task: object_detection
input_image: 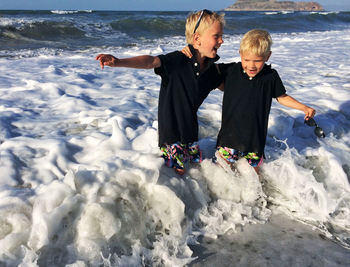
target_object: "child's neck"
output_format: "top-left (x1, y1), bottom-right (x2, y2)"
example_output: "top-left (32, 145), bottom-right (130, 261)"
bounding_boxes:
top-left (193, 49), bottom-right (206, 71)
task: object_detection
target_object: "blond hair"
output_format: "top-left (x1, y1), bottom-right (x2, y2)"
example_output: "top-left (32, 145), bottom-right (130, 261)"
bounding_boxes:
top-left (240, 29), bottom-right (272, 59)
top-left (185, 10), bottom-right (225, 45)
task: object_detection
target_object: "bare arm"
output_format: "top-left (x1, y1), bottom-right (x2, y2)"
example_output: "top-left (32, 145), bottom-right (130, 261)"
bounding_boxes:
top-left (217, 82), bottom-right (224, 91)
top-left (96, 54), bottom-right (161, 70)
top-left (214, 64), bottom-right (224, 91)
top-left (276, 94), bottom-right (316, 119)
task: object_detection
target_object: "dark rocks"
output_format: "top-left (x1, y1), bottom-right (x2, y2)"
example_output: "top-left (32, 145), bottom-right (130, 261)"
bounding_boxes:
top-left (224, 0), bottom-right (324, 11)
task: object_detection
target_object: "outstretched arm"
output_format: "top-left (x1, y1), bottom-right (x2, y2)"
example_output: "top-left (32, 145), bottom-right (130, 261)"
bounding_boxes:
top-left (96, 54), bottom-right (161, 70)
top-left (276, 94), bottom-right (316, 119)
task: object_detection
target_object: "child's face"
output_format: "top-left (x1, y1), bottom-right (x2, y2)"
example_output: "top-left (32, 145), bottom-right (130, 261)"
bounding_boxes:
top-left (240, 51), bottom-right (270, 78)
top-left (196, 21), bottom-right (223, 58)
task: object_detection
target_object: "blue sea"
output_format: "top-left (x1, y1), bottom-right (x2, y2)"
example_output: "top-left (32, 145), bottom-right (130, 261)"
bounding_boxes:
top-left (1, 10), bottom-right (350, 54)
top-left (0, 10), bottom-right (350, 267)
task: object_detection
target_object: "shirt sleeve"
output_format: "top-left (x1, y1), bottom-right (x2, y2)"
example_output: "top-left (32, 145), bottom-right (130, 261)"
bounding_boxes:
top-left (217, 62), bottom-right (237, 82)
top-left (272, 70), bottom-right (286, 98)
top-left (154, 54), bottom-right (165, 76)
top-left (154, 51), bottom-right (182, 77)
top-left (217, 63), bottom-right (227, 79)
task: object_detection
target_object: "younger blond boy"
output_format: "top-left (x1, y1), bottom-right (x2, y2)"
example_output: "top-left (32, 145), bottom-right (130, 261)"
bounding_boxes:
top-left (215, 29), bottom-right (315, 172)
top-left (96, 10), bottom-right (225, 174)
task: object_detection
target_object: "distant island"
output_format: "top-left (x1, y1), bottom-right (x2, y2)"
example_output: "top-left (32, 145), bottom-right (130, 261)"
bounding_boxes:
top-left (224, 0), bottom-right (324, 11)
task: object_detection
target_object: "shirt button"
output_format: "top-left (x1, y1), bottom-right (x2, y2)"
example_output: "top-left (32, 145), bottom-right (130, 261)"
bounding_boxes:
top-left (194, 62), bottom-right (198, 66)
top-left (196, 72), bottom-right (200, 76)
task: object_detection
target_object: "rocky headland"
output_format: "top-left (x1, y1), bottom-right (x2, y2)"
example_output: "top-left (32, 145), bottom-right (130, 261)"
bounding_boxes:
top-left (224, 0), bottom-right (324, 11)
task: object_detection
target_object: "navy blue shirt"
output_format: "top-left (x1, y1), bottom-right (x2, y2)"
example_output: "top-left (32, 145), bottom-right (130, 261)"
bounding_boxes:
top-left (217, 63), bottom-right (286, 156)
top-left (154, 46), bottom-right (222, 146)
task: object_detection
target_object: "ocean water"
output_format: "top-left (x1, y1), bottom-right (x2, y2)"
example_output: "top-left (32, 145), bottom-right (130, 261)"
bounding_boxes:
top-left (0, 10), bottom-right (350, 266)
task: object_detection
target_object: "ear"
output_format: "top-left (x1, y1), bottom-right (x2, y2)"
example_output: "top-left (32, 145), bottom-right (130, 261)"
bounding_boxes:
top-left (239, 51), bottom-right (244, 61)
top-left (193, 32), bottom-right (201, 46)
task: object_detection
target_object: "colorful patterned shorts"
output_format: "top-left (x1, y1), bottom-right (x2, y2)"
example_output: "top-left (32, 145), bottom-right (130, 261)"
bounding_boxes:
top-left (160, 142), bottom-right (202, 174)
top-left (215, 146), bottom-right (263, 167)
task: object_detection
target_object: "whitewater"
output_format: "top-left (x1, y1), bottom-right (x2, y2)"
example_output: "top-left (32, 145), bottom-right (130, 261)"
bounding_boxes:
top-left (0, 10), bottom-right (350, 266)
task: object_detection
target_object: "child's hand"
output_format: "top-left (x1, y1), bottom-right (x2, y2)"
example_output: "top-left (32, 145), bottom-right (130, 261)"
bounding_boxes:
top-left (303, 106), bottom-right (316, 120)
top-left (96, 54), bottom-right (119, 69)
top-left (181, 46), bottom-right (193, 58)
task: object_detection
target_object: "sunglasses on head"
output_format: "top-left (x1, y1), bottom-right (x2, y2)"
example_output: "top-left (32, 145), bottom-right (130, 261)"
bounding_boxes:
top-left (304, 117), bottom-right (325, 138)
top-left (193, 9), bottom-right (213, 34)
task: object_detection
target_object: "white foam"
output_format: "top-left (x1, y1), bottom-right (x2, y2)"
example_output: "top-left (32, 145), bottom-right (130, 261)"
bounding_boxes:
top-left (0, 28), bottom-right (350, 264)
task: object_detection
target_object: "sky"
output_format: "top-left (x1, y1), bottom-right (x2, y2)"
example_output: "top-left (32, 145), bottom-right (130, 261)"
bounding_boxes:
top-left (0, 0), bottom-right (349, 11)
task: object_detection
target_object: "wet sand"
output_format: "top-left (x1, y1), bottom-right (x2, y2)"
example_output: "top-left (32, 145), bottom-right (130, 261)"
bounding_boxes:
top-left (189, 213), bottom-right (350, 266)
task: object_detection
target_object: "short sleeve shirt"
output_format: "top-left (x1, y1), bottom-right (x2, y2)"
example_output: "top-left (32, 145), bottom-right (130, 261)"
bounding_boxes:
top-left (154, 47), bottom-right (222, 146)
top-left (217, 62), bottom-right (286, 156)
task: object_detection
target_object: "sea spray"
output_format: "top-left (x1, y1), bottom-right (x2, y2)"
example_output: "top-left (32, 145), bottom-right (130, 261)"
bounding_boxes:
top-left (187, 160), bottom-right (271, 238)
top-left (0, 188), bottom-right (32, 263)
top-left (262, 139), bottom-right (350, 248)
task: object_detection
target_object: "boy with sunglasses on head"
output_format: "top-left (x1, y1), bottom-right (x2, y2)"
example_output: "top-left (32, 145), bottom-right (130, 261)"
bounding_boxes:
top-left (215, 29), bottom-right (316, 173)
top-left (181, 29), bottom-right (316, 173)
top-left (96, 10), bottom-right (224, 175)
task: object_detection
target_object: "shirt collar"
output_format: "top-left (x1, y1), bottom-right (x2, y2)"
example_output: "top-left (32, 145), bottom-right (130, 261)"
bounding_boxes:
top-left (240, 63), bottom-right (271, 80)
top-left (188, 44), bottom-right (220, 66)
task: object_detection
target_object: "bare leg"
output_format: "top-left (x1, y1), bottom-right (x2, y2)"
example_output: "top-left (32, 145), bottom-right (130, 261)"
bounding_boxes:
top-left (254, 166), bottom-right (260, 174)
top-left (254, 166), bottom-right (265, 182)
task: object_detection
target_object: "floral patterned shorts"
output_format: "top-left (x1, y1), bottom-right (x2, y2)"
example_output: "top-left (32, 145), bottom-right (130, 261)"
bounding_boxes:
top-left (215, 146), bottom-right (263, 167)
top-left (160, 142), bottom-right (202, 174)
